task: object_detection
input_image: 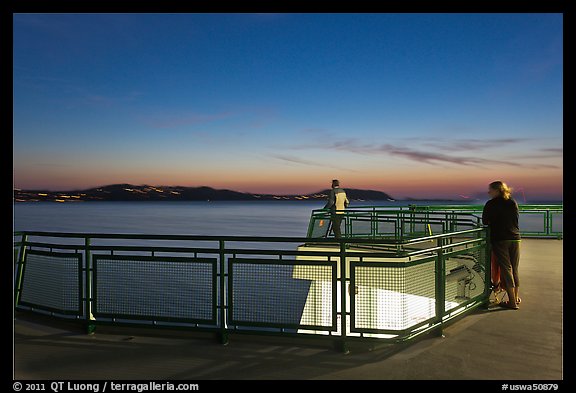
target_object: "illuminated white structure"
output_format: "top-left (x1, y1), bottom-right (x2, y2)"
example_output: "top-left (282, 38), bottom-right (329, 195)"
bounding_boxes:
top-left (293, 243), bottom-right (480, 338)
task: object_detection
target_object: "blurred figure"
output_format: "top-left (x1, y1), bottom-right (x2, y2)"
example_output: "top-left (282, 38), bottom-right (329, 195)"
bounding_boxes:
top-left (482, 181), bottom-right (521, 309)
top-left (324, 179), bottom-right (349, 238)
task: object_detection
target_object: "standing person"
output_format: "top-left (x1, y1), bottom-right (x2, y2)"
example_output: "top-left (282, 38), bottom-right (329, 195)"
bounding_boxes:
top-left (482, 181), bottom-right (521, 309)
top-left (324, 179), bottom-right (349, 238)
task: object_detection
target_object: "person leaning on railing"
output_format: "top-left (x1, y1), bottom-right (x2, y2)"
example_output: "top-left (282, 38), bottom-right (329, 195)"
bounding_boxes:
top-left (482, 181), bottom-right (521, 310)
top-left (323, 179), bottom-right (350, 238)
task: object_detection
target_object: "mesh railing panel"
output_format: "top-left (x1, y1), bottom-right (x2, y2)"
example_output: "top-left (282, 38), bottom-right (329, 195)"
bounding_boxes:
top-left (519, 212), bottom-right (546, 235)
top-left (349, 217), bottom-right (372, 237)
top-left (19, 250), bottom-right (81, 314)
top-left (376, 218), bottom-right (397, 237)
top-left (310, 217), bottom-right (330, 238)
top-left (402, 221), bottom-right (432, 238)
top-left (230, 259), bottom-right (335, 330)
top-left (94, 255), bottom-right (216, 323)
top-left (352, 259), bottom-right (436, 332)
top-left (550, 212), bottom-right (563, 234)
top-left (444, 246), bottom-right (487, 312)
top-left (427, 223), bottom-right (445, 235)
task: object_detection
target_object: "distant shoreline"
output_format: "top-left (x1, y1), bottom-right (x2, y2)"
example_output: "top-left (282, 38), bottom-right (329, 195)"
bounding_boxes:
top-left (14, 183), bottom-right (393, 203)
top-left (13, 183), bottom-right (562, 204)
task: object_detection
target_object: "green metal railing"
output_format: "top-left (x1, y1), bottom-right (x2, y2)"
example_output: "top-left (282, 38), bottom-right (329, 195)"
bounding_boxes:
top-left (307, 208), bottom-right (482, 240)
top-left (13, 214), bottom-right (490, 351)
top-left (308, 204), bottom-right (563, 239)
top-left (409, 204), bottom-right (562, 238)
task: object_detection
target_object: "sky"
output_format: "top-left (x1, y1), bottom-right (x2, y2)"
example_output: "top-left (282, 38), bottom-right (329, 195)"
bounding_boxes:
top-left (13, 13), bottom-right (563, 200)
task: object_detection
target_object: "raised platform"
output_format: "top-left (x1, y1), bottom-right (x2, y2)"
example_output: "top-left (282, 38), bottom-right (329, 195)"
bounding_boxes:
top-left (14, 238), bottom-right (562, 380)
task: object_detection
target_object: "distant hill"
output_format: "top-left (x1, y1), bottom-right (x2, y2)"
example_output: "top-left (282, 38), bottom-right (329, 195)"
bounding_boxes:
top-left (14, 184), bottom-right (395, 203)
top-left (323, 188), bottom-right (394, 201)
top-left (83, 184), bottom-right (255, 201)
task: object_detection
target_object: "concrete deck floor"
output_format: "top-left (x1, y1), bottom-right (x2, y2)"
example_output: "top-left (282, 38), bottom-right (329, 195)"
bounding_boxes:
top-left (14, 239), bottom-right (562, 380)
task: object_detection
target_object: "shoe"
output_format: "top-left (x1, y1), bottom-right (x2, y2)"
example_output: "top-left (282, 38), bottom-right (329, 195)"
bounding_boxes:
top-left (499, 301), bottom-right (519, 310)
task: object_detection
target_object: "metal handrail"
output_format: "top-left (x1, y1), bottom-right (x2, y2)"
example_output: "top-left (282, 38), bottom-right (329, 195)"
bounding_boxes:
top-left (15, 226), bottom-right (485, 245)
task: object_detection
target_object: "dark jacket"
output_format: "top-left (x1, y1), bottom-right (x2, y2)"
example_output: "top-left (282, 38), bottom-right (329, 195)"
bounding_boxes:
top-left (482, 197), bottom-right (521, 242)
top-left (324, 187), bottom-right (349, 213)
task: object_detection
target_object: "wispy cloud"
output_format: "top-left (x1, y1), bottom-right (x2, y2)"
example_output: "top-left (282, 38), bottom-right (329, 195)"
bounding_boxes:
top-left (271, 154), bottom-right (359, 172)
top-left (328, 142), bottom-right (513, 167)
top-left (293, 137), bottom-right (558, 170)
top-left (423, 138), bottom-right (524, 152)
top-left (511, 147), bottom-right (563, 160)
top-left (538, 147), bottom-right (563, 154)
top-left (295, 132), bottom-right (526, 154)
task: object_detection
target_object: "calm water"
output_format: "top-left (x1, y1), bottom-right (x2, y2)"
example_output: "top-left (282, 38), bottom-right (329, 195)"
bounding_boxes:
top-left (13, 200), bottom-right (560, 236)
top-left (13, 200), bottom-right (473, 236)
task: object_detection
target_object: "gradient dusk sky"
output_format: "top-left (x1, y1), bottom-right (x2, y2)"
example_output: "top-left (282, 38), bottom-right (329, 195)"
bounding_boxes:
top-left (13, 13), bottom-right (563, 200)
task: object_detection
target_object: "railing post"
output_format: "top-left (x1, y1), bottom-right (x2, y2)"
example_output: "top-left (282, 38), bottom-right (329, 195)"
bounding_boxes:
top-left (545, 209), bottom-right (551, 237)
top-left (85, 237), bottom-right (95, 334)
top-left (372, 208), bottom-right (376, 238)
top-left (483, 226), bottom-right (492, 308)
top-left (14, 233), bottom-right (28, 307)
top-left (434, 237), bottom-right (446, 337)
top-left (217, 240), bottom-right (229, 345)
top-left (306, 212), bottom-right (316, 238)
top-left (335, 240), bottom-right (349, 354)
